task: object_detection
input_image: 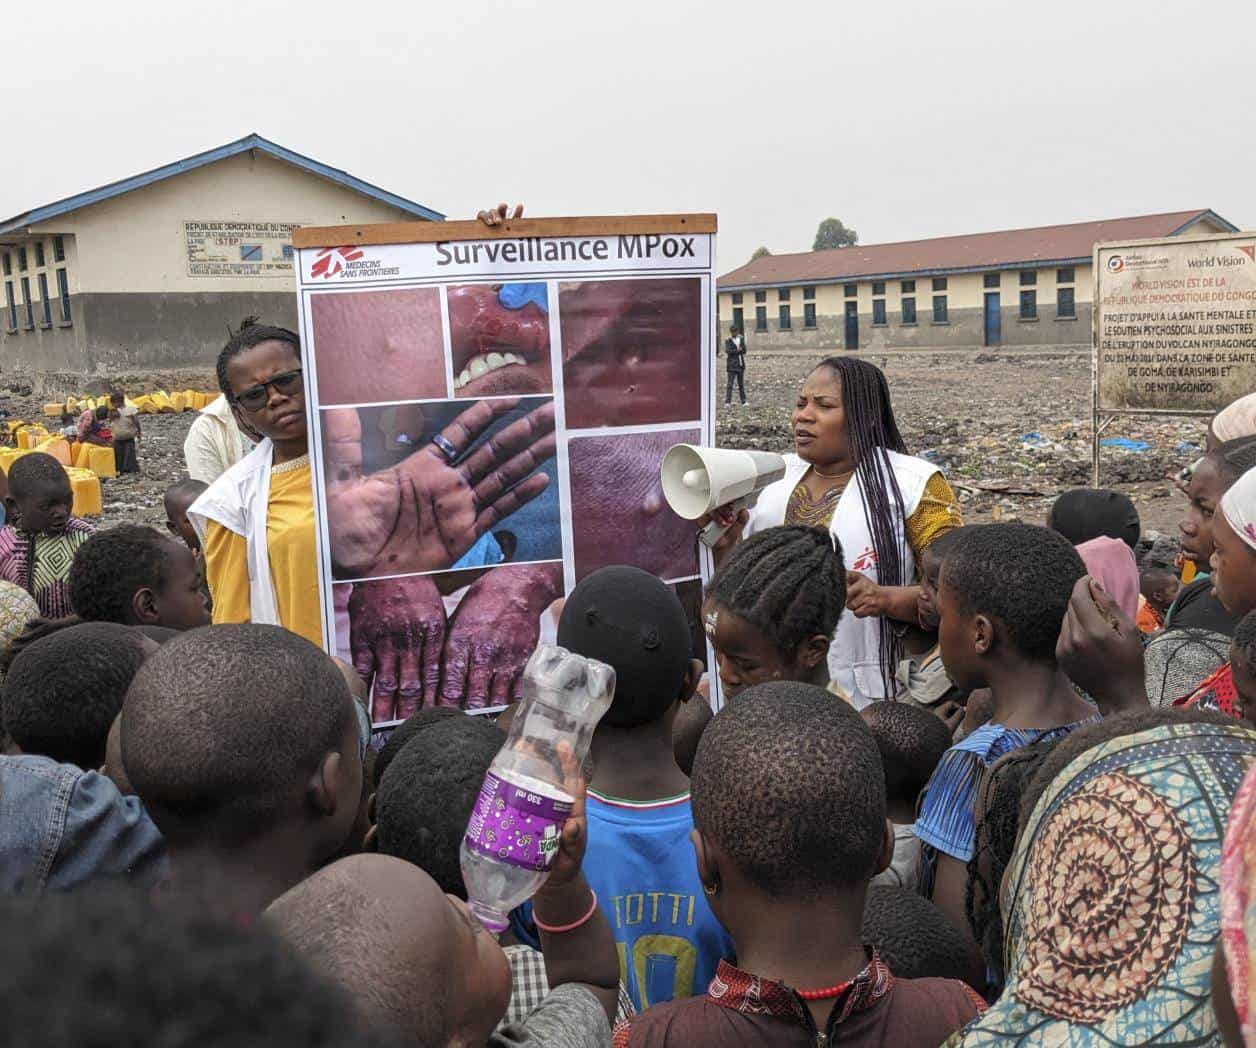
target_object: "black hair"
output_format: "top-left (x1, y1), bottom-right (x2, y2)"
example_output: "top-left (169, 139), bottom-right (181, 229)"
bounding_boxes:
top-left (372, 707), bottom-right (463, 790)
top-left (376, 717), bottom-right (504, 898)
top-left (1047, 488), bottom-right (1141, 549)
top-left (164, 478), bottom-right (208, 514)
top-left (920, 526), bottom-right (967, 564)
top-left (0, 886), bottom-right (381, 1048)
top-left (0, 615), bottom-right (77, 676)
top-left (7, 452), bottom-right (70, 499)
top-left (942, 524), bottom-right (1086, 662)
top-left (2, 622), bottom-right (148, 769)
top-left (812, 356), bottom-right (909, 694)
top-left (122, 624), bottom-right (354, 846)
top-left (862, 886), bottom-right (981, 988)
top-left (964, 737), bottom-right (1060, 985)
top-left (59, 411), bottom-right (74, 425)
top-left (691, 680), bottom-right (885, 894)
top-left (94, 405), bottom-right (109, 421)
top-left (216, 315), bottom-right (302, 399)
top-left (860, 701), bottom-right (952, 807)
top-left (110, 391), bottom-right (125, 405)
top-left (706, 525), bottom-right (845, 655)
top-left (1235, 609), bottom-right (1256, 674)
top-left (557, 566), bottom-right (692, 728)
top-left (1212, 436), bottom-right (1256, 484)
top-left (69, 525), bottom-right (182, 625)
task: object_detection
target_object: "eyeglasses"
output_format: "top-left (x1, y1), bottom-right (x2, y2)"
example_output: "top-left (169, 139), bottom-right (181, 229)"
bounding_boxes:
top-left (233, 368), bottom-right (303, 411)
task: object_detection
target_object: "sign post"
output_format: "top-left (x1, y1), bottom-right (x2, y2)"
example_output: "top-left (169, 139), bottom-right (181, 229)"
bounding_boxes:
top-left (1092, 231), bottom-right (1256, 484)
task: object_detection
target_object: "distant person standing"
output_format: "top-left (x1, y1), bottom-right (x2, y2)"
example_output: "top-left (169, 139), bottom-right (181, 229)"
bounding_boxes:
top-left (721, 325), bottom-right (748, 406)
top-left (110, 393), bottom-right (141, 474)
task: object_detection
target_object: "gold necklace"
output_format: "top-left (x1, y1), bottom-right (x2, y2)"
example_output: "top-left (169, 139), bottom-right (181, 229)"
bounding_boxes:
top-left (811, 464), bottom-right (854, 479)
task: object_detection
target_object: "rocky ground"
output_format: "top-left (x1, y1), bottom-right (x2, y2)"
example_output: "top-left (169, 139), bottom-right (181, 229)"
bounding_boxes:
top-left (0, 350), bottom-right (1204, 540)
top-left (715, 348), bottom-right (1205, 537)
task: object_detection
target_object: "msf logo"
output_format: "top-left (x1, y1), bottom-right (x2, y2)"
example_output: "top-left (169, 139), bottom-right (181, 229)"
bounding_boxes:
top-left (310, 246), bottom-right (364, 279)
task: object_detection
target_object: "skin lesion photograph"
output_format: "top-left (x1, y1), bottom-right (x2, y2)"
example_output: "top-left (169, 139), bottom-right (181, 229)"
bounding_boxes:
top-left (309, 288), bottom-right (448, 405)
top-left (448, 282), bottom-right (553, 397)
top-left (334, 561), bottom-right (565, 721)
top-left (559, 277), bottom-right (702, 428)
top-left (321, 397), bottom-right (561, 581)
top-left (568, 428), bottom-right (700, 583)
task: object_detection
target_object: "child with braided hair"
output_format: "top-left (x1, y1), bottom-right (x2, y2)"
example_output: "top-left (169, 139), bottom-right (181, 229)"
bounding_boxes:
top-left (702, 524), bottom-right (846, 700)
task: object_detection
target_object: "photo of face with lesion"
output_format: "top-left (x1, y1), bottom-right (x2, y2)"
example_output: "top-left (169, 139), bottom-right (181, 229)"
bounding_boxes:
top-left (559, 277), bottom-right (702, 428)
top-left (321, 397), bottom-right (562, 581)
top-left (568, 427), bottom-right (700, 583)
top-left (448, 282), bottom-right (553, 397)
top-left (310, 287), bottom-right (448, 405)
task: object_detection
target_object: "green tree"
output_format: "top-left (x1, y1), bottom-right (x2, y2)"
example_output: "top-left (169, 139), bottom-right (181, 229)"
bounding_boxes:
top-left (813, 218), bottom-right (858, 251)
top-left (750, 245), bottom-right (771, 261)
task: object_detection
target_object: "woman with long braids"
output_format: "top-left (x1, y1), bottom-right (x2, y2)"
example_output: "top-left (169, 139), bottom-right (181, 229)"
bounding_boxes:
top-left (712, 356), bottom-right (961, 706)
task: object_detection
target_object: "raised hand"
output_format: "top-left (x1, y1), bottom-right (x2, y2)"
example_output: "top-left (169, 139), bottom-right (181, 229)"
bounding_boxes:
top-left (1057, 575), bottom-right (1149, 714)
top-left (326, 398), bottom-right (557, 578)
top-left (438, 562), bottom-right (564, 709)
top-left (348, 577), bottom-right (447, 722)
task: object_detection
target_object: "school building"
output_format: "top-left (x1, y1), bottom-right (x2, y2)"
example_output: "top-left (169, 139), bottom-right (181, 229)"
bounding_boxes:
top-left (717, 209), bottom-right (1239, 352)
top-left (0, 134), bottom-right (443, 373)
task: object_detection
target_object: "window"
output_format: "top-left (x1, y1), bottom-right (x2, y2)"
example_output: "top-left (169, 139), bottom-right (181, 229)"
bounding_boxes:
top-left (932, 277), bottom-right (947, 292)
top-left (1057, 267), bottom-right (1075, 284)
top-left (731, 292), bottom-right (743, 305)
top-left (984, 272), bottom-right (1000, 289)
top-left (56, 269), bottom-right (71, 323)
top-left (754, 290), bottom-right (766, 303)
top-left (932, 295), bottom-right (948, 323)
top-left (804, 302), bottom-right (816, 328)
top-left (732, 306), bottom-right (744, 332)
top-left (872, 281), bottom-right (886, 295)
top-left (4, 282), bottom-right (15, 330)
top-left (1057, 287), bottom-right (1076, 319)
top-left (755, 305), bottom-right (767, 332)
top-left (872, 299), bottom-right (887, 325)
top-left (1, 253), bottom-right (9, 276)
top-left (901, 279), bottom-right (915, 293)
top-left (803, 286), bottom-right (816, 300)
top-left (17, 248), bottom-right (27, 272)
top-left (1020, 289), bottom-right (1038, 319)
top-left (20, 278), bottom-right (34, 329)
top-left (1019, 270), bottom-right (1036, 286)
top-left (778, 287), bottom-right (790, 301)
top-left (901, 297), bottom-right (917, 324)
top-left (53, 236), bottom-right (65, 263)
top-left (779, 304), bottom-right (792, 329)
top-left (37, 274), bottom-right (51, 327)
top-left (844, 283), bottom-right (857, 297)
top-left (34, 242), bottom-right (45, 268)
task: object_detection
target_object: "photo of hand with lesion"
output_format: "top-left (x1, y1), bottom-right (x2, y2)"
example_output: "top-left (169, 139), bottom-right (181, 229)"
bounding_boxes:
top-left (334, 561), bottom-right (565, 721)
top-left (322, 397), bottom-right (561, 581)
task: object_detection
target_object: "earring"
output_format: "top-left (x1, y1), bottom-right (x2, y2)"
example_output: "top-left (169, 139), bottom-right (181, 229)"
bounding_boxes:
top-left (703, 879), bottom-right (720, 897)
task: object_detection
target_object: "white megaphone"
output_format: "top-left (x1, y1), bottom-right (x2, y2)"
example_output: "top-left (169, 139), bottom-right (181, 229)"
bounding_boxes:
top-left (661, 445), bottom-right (788, 548)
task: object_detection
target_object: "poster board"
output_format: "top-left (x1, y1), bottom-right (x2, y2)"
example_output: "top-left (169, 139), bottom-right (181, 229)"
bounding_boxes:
top-left (1091, 230), bottom-right (1256, 481)
top-left (292, 215), bottom-right (718, 726)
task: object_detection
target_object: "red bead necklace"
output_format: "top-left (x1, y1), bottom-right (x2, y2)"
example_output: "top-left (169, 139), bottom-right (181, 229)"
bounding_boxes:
top-left (796, 982), bottom-right (848, 1001)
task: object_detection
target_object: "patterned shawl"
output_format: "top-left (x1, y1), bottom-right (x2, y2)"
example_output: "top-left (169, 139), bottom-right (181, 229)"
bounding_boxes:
top-left (949, 722), bottom-right (1256, 1046)
top-left (1221, 760), bottom-right (1256, 1044)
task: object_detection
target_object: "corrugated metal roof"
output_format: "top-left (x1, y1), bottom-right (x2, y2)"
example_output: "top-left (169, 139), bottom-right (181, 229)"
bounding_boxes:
top-left (0, 133), bottom-right (444, 235)
top-left (718, 210), bottom-right (1237, 289)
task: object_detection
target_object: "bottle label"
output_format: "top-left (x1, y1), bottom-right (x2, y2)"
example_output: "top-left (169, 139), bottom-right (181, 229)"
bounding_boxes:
top-left (464, 771), bottom-right (573, 871)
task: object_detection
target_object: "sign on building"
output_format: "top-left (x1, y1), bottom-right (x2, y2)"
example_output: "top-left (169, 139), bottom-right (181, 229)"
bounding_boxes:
top-left (292, 215), bottom-right (718, 725)
top-left (185, 220), bottom-right (299, 277)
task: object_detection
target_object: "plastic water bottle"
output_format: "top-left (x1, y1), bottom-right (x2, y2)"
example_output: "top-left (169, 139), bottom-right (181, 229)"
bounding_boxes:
top-left (461, 644), bottom-right (615, 933)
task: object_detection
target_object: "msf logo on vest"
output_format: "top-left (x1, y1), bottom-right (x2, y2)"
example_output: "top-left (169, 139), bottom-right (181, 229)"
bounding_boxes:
top-left (310, 247), bottom-right (364, 279)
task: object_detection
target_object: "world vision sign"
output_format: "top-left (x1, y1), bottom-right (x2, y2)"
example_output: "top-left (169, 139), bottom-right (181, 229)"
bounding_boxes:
top-left (1096, 232), bottom-right (1256, 412)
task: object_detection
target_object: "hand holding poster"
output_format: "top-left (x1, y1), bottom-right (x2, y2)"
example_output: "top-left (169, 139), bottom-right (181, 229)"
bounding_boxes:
top-left (293, 215), bottom-right (717, 724)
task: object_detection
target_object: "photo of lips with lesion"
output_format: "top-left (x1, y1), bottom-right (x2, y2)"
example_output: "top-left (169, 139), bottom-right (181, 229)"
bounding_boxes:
top-left (310, 287), bottom-right (448, 405)
top-left (559, 277), bottom-right (702, 428)
top-left (568, 428), bottom-right (700, 583)
top-left (448, 282), bottom-right (553, 398)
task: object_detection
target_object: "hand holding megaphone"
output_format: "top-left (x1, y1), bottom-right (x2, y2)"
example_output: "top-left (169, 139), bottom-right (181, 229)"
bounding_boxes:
top-left (660, 445), bottom-right (787, 549)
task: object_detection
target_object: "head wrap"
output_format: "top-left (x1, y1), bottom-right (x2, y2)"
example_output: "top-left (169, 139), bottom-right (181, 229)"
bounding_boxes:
top-left (1076, 536), bottom-right (1139, 621)
top-left (1213, 392), bottom-right (1256, 444)
top-left (1144, 627), bottom-right (1232, 707)
top-left (952, 721), bottom-right (1256, 1046)
top-left (1048, 489), bottom-right (1140, 550)
top-left (1221, 466), bottom-right (1256, 554)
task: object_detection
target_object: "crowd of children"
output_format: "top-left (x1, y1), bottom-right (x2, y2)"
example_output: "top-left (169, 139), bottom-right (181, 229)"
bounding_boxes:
top-left (5, 368), bottom-right (1256, 1046)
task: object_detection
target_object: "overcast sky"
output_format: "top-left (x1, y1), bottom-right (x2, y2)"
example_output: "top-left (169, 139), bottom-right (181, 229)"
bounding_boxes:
top-left (4, 0), bottom-right (1252, 271)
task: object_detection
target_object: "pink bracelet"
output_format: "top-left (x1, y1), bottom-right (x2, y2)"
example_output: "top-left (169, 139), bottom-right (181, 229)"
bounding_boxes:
top-left (534, 889), bottom-right (599, 934)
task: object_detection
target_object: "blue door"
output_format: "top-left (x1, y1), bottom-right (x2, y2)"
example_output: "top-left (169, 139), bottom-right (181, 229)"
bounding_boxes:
top-left (984, 292), bottom-right (1001, 346)
top-left (845, 301), bottom-right (859, 350)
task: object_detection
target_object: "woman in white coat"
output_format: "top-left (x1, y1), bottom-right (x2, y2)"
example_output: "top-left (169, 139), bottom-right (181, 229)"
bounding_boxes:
top-left (712, 356), bottom-right (961, 707)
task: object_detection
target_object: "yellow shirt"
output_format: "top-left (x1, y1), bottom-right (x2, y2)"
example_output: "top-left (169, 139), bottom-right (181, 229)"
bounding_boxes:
top-left (203, 456), bottom-right (322, 647)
